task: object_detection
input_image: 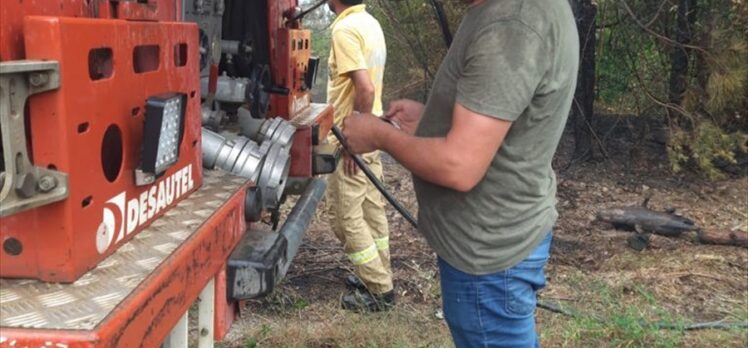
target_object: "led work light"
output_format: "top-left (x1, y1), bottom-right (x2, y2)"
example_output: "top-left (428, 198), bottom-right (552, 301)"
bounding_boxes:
top-left (135, 93), bottom-right (186, 186)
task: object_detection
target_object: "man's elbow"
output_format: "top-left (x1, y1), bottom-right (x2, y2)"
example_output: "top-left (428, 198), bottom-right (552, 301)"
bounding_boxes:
top-left (355, 78), bottom-right (374, 94)
top-left (445, 174), bottom-right (480, 193)
top-left (442, 156), bottom-right (481, 192)
top-left (360, 85), bottom-right (375, 99)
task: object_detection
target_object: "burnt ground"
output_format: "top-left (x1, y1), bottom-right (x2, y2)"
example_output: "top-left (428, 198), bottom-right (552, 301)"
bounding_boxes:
top-left (221, 115), bottom-right (748, 348)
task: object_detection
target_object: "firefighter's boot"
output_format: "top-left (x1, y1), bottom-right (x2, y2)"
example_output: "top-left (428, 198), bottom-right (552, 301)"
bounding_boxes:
top-left (341, 289), bottom-right (396, 312)
top-left (345, 274), bottom-right (367, 290)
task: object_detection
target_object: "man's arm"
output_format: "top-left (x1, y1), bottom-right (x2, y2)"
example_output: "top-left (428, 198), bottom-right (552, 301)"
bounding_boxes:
top-left (344, 103), bottom-right (512, 192)
top-left (350, 70), bottom-right (375, 113)
top-left (344, 21), bottom-right (547, 190)
top-left (385, 99), bottom-right (425, 135)
top-left (329, 25), bottom-right (375, 175)
top-left (342, 69), bottom-right (376, 175)
top-left (330, 27), bottom-right (373, 114)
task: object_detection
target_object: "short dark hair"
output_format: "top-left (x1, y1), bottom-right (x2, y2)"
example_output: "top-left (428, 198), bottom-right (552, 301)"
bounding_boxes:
top-left (341, 0), bottom-right (363, 5)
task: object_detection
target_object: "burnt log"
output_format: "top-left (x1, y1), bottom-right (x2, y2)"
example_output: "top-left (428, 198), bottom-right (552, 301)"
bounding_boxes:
top-left (597, 206), bottom-right (696, 237)
top-left (597, 206), bottom-right (747, 248)
top-left (697, 229), bottom-right (748, 248)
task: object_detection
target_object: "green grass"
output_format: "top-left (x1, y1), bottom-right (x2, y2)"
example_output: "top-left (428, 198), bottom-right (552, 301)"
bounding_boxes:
top-left (250, 287), bottom-right (311, 314)
top-left (549, 284), bottom-right (687, 348)
top-left (233, 301), bottom-right (453, 348)
top-left (226, 258), bottom-right (748, 348)
top-left (244, 324), bottom-right (272, 348)
top-left (232, 277), bottom-right (748, 348)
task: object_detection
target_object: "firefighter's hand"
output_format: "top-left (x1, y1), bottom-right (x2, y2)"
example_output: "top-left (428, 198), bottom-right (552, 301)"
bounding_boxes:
top-left (385, 99), bottom-right (424, 135)
top-left (342, 112), bottom-right (382, 154)
top-left (343, 153), bottom-right (358, 176)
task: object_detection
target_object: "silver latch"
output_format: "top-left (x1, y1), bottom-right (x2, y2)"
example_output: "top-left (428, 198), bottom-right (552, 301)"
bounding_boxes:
top-left (0, 60), bottom-right (69, 217)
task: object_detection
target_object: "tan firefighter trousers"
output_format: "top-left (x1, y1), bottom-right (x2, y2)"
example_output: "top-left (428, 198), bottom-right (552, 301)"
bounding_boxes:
top-left (326, 151), bottom-right (392, 294)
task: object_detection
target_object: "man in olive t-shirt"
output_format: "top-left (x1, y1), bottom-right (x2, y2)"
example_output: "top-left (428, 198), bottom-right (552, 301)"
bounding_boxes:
top-left (343, 0), bottom-right (578, 346)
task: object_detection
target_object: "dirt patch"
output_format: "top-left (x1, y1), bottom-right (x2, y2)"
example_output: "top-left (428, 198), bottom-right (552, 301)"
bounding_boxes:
top-left (223, 122), bottom-right (747, 347)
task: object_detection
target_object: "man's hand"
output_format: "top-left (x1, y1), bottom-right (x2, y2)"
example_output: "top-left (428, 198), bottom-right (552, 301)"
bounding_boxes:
top-left (342, 112), bottom-right (385, 154)
top-left (343, 153), bottom-right (358, 176)
top-left (385, 99), bottom-right (424, 135)
top-left (376, 103), bottom-right (512, 192)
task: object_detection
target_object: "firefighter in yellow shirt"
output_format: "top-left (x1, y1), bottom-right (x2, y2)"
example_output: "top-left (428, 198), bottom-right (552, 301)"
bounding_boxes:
top-left (325, 0), bottom-right (393, 311)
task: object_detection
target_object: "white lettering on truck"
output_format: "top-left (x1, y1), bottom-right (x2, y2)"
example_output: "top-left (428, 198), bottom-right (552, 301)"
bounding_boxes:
top-left (96, 164), bottom-right (195, 254)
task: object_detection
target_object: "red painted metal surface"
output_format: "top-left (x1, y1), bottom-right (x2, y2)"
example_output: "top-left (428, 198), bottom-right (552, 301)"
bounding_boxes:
top-left (0, 16), bottom-right (203, 282)
top-left (0, 0), bottom-right (90, 61)
top-left (213, 265), bottom-right (238, 341)
top-left (267, 0), bottom-right (297, 48)
top-left (263, 1), bottom-right (335, 178)
top-left (0, 181), bottom-right (248, 347)
top-left (113, 0), bottom-right (179, 21)
top-left (315, 106), bottom-right (335, 148)
top-left (270, 29), bottom-right (312, 120)
top-left (266, 0), bottom-right (310, 121)
top-left (0, 0), bottom-right (180, 61)
top-left (288, 104), bottom-right (334, 177)
top-left (289, 127), bottom-right (314, 177)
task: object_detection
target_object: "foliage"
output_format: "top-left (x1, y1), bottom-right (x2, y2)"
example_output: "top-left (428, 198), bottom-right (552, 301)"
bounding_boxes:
top-left (595, 0), bottom-right (747, 178)
top-left (303, 0), bottom-right (747, 178)
top-left (366, 0), bottom-right (466, 102)
top-left (669, 123), bottom-right (748, 178)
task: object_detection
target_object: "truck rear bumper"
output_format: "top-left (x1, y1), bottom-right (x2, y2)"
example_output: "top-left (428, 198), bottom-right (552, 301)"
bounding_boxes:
top-left (227, 177), bottom-right (326, 300)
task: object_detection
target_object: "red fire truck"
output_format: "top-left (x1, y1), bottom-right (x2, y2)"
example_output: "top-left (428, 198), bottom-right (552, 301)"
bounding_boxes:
top-left (0, 0), bottom-right (336, 346)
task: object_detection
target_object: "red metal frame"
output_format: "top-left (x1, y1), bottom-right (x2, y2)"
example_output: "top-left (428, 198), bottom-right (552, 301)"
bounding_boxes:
top-left (213, 265), bottom-right (238, 341)
top-left (0, 16), bottom-right (203, 282)
top-left (271, 29), bottom-right (312, 120)
top-left (108, 0), bottom-right (179, 21)
top-left (288, 105), bottom-right (335, 177)
top-left (0, 0), bottom-right (180, 61)
top-left (0, 0), bottom-right (88, 61)
top-left (0, 181), bottom-right (248, 347)
top-left (289, 127), bottom-right (315, 177)
top-left (262, 1), bottom-right (335, 178)
top-left (1, 1), bottom-right (332, 344)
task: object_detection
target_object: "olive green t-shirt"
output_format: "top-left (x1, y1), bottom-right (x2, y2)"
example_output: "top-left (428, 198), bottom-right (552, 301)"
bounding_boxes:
top-left (414, 0), bottom-right (579, 274)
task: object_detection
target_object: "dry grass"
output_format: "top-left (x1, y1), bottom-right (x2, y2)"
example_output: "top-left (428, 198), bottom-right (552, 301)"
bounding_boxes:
top-left (222, 299), bottom-right (453, 348)
top-left (220, 135), bottom-right (748, 347)
top-left (539, 262), bottom-right (748, 348)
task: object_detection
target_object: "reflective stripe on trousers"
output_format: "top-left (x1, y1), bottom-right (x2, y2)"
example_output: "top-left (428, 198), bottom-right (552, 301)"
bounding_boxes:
top-left (326, 151), bottom-right (393, 294)
top-left (347, 244), bottom-right (379, 265)
top-left (374, 237), bottom-right (389, 251)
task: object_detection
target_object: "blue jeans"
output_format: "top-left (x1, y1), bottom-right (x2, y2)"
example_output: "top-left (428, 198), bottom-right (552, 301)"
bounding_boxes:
top-left (438, 232), bottom-right (552, 348)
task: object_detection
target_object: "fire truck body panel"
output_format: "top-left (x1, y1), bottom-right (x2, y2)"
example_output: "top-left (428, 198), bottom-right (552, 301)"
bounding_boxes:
top-left (1, 0), bottom-right (336, 346)
top-left (0, 170), bottom-right (247, 347)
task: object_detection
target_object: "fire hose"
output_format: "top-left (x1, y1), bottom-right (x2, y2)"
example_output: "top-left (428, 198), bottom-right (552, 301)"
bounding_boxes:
top-left (323, 2), bottom-right (745, 333)
top-left (330, 125), bottom-right (418, 228)
top-left (331, 125), bottom-right (747, 332)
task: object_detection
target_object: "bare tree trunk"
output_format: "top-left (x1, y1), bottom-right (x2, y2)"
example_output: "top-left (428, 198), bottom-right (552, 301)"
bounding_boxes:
top-left (571, 0), bottom-right (597, 161)
top-left (668, 0), bottom-right (696, 129)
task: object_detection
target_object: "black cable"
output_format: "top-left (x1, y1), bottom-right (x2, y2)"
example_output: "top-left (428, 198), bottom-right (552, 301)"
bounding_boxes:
top-left (333, 125), bottom-right (746, 332)
top-left (323, 2), bottom-right (745, 334)
top-left (428, 0), bottom-right (453, 48)
top-left (330, 125), bottom-right (419, 228)
top-left (537, 300), bottom-right (748, 331)
top-left (291, 0), bottom-right (328, 21)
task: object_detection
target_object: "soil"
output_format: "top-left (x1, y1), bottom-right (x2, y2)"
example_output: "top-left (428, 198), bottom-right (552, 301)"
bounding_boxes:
top-left (228, 115), bottom-right (748, 347)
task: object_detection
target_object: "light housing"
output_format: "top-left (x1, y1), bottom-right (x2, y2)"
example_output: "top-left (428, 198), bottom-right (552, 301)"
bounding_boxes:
top-left (138, 92), bottom-right (186, 183)
top-left (304, 56), bottom-right (319, 90)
